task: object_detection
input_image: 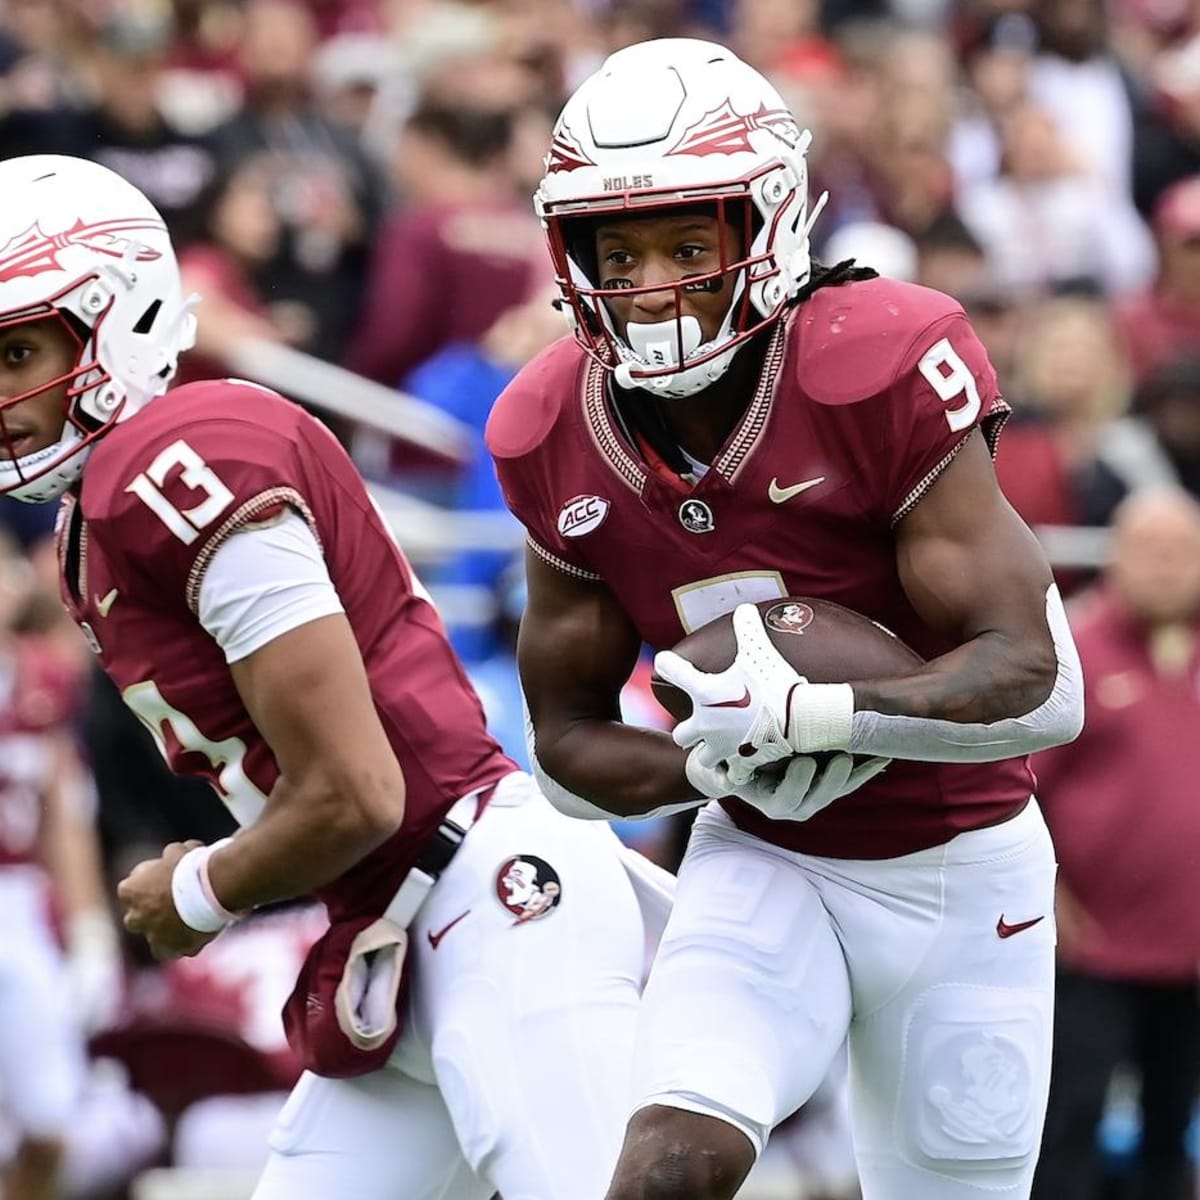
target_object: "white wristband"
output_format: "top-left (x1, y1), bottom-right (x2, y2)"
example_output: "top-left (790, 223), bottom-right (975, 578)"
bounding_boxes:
top-left (787, 683), bottom-right (855, 753)
top-left (171, 838), bottom-right (241, 934)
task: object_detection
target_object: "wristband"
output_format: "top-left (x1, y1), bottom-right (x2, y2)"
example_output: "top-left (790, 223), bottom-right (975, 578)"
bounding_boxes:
top-left (786, 683), bottom-right (855, 753)
top-left (171, 838), bottom-right (242, 933)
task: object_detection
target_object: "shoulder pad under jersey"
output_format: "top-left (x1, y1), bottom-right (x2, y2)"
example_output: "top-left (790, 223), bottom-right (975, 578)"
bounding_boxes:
top-left (793, 278), bottom-right (968, 407)
top-left (486, 335), bottom-right (586, 461)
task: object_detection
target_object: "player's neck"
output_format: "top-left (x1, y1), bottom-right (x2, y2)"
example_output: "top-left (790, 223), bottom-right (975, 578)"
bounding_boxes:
top-left (652, 338), bottom-right (765, 465)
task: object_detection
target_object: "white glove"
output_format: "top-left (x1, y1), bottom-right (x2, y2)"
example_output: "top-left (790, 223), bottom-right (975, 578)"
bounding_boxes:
top-left (656, 604), bottom-right (855, 777)
top-left (66, 910), bottom-right (124, 1034)
top-left (685, 744), bottom-right (891, 823)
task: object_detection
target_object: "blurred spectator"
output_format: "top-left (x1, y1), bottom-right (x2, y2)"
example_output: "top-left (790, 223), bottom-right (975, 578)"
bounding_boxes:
top-left (72, 10), bottom-right (217, 246)
top-left (208, 0), bottom-right (386, 362)
top-left (391, 1), bottom-right (542, 112)
top-left (995, 297), bottom-right (1131, 553)
top-left (18, 534), bottom-right (91, 685)
top-left (950, 12), bottom-right (1037, 192)
top-left (175, 153), bottom-right (296, 387)
top-left (1116, 174), bottom-right (1200, 384)
top-left (914, 214), bottom-right (1023, 380)
top-left (1132, 31), bottom-right (1200, 218)
top-left (1032, 488), bottom-right (1200, 1200)
top-left (915, 210), bottom-right (992, 295)
top-left (805, 19), bottom-right (891, 230)
top-left (1028, 0), bottom-right (1136, 198)
top-left (167, 0), bottom-right (243, 75)
top-left (958, 99), bottom-right (1155, 296)
top-left (1103, 356), bottom-right (1200, 502)
top-left (0, 0), bottom-right (84, 159)
top-left (311, 31), bottom-right (403, 140)
top-left (156, 1), bottom-right (243, 136)
top-left (402, 283), bottom-right (563, 584)
top-left (822, 220), bottom-right (918, 279)
top-left (728, 0), bottom-right (840, 86)
top-left (863, 30), bottom-right (959, 235)
top-left (0, 531), bottom-right (121, 1200)
top-left (346, 99), bottom-right (545, 389)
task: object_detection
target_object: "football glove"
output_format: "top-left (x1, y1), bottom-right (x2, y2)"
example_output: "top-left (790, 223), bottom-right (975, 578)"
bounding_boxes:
top-left (655, 604), bottom-right (855, 780)
top-left (685, 744), bottom-right (891, 823)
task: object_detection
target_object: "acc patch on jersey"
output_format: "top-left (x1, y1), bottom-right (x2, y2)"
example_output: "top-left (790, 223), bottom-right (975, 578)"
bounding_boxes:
top-left (495, 855), bottom-right (562, 925)
top-left (557, 494), bottom-right (609, 538)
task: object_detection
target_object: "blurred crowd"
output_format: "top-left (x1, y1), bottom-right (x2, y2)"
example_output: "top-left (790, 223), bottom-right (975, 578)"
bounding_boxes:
top-left (0, 0), bottom-right (1197, 1197)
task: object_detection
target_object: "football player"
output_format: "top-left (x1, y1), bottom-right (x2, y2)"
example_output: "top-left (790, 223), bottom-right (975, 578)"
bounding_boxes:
top-left (0, 154), bottom-right (674, 1200)
top-left (487, 37), bottom-right (1086, 1200)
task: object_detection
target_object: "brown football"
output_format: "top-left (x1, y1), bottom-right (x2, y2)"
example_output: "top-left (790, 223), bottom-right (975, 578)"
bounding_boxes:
top-left (650, 597), bottom-right (923, 724)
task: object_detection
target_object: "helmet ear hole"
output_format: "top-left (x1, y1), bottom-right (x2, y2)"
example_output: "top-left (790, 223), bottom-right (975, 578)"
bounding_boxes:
top-left (133, 299), bottom-right (162, 335)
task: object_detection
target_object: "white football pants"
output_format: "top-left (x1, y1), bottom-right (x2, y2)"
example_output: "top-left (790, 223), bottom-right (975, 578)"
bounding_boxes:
top-left (252, 772), bottom-right (671, 1200)
top-left (634, 798), bottom-right (1057, 1199)
top-left (0, 868), bottom-right (86, 1139)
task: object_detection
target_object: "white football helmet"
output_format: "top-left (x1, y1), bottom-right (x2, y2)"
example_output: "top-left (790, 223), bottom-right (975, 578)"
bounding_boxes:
top-left (536, 38), bottom-right (825, 399)
top-left (0, 155), bottom-right (197, 502)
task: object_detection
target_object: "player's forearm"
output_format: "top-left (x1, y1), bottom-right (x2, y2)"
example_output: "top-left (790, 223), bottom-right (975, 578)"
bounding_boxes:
top-left (844, 593), bottom-right (1084, 762)
top-left (534, 719), bottom-right (702, 818)
top-left (854, 632), bottom-right (1052, 725)
top-left (206, 771), bottom-right (404, 911)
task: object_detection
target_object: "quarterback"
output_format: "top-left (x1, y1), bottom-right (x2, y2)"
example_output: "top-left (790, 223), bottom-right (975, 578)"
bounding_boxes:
top-left (0, 154), bottom-right (672, 1200)
top-left (488, 38), bottom-right (1085, 1200)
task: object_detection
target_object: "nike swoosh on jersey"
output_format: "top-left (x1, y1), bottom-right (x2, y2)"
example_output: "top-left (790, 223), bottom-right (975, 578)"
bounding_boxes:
top-left (94, 588), bottom-right (119, 618)
top-left (996, 914), bottom-right (1045, 939)
top-left (427, 910), bottom-right (471, 950)
top-left (768, 476), bottom-right (826, 503)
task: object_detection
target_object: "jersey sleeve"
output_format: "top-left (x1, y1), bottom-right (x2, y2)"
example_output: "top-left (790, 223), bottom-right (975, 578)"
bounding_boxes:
top-left (877, 310), bottom-right (1008, 523)
top-left (486, 348), bottom-right (601, 581)
top-left (86, 387), bottom-right (319, 615)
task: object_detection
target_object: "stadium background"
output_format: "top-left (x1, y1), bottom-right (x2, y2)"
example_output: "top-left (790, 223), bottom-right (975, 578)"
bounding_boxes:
top-left (0, 0), bottom-right (1196, 1196)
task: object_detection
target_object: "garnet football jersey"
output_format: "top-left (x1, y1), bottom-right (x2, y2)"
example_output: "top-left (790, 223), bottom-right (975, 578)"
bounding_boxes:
top-left (488, 277), bottom-right (1036, 858)
top-left (58, 379), bottom-right (514, 923)
top-left (0, 640), bottom-right (77, 868)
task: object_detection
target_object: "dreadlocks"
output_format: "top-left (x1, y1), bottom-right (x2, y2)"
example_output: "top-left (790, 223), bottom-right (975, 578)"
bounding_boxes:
top-left (793, 258), bottom-right (880, 306)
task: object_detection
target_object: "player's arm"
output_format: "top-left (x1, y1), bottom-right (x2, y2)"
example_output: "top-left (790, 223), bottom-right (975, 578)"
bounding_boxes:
top-left (519, 545), bottom-right (704, 818)
top-left (206, 612), bottom-right (406, 911)
top-left (118, 510), bottom-right (405, 959)
top-left (844, 431), bottom-right (1084, 757)
top-left (680, 433), bottom-right (1084, 775)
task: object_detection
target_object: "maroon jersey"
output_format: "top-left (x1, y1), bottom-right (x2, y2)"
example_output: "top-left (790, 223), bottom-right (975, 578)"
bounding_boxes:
top-left (0, 640), bottom-right (76, 868)
top-left (488, 277), bottom-right (1035, 858)
top-left (58, 379), bottom-right (514, 924)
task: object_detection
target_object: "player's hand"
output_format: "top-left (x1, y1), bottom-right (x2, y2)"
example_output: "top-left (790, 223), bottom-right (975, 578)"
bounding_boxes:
top-left (117, 842), bottom-right (220, 962)
top-left (686, 746), bottom-right (891, 822)
top-left (656, 604), bottom-right (853, 767)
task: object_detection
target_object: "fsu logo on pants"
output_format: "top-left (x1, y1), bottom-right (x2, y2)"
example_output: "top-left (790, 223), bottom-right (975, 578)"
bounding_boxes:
top-left (495, 856), bottom-right (562, 925)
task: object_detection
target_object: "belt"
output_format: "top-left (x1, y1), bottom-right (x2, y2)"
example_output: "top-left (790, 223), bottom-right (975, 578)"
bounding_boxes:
top-left (382, 789), bottom-right (484, 928)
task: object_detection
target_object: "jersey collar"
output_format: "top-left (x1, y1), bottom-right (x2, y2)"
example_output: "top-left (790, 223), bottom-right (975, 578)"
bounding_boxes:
top-left (580, 309), bottom-right (794, 495)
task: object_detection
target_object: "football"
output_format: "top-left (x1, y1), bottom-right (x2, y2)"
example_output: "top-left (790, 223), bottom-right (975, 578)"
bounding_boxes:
top-left (651, 597), bottom-right (923, 723)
